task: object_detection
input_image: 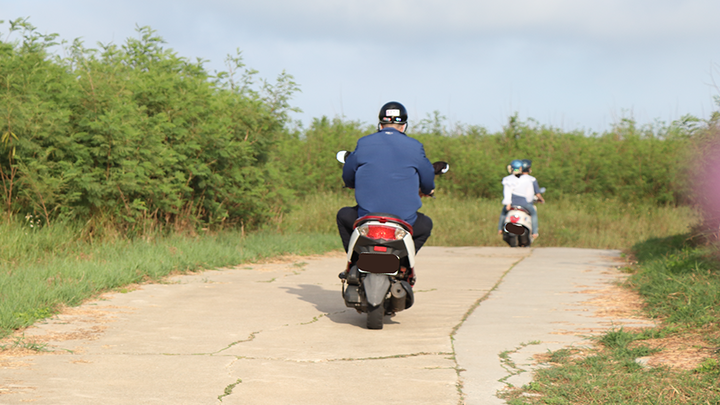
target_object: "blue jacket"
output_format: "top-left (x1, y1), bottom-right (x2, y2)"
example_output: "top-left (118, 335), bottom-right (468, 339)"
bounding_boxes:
top-left (342, 127), bottom-right (435, 225)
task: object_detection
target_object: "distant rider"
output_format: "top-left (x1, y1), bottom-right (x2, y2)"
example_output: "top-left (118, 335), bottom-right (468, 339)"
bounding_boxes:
top-left (336, 101), bottom-right (436, 253)
top-left (507, 159), bottom-right (544, 239)
top-left (498, 159), bottom-right (523, 234)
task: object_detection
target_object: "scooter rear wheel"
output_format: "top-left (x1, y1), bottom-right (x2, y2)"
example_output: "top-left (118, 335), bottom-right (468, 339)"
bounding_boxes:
top-left (367, 304), bottom-right (384, 329)
top-left (503, 232), bottom-right (518, 247)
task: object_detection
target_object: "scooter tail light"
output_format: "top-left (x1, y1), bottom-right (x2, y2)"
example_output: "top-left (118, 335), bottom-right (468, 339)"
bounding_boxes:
top-left (366, 225), bottom-right (397, 240)
top-left (510, 216), bottom-right (520, 223)
top-left (357, 224), bottom-right (402, 240)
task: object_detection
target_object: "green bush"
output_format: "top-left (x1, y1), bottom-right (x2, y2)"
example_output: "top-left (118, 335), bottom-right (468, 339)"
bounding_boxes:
top-left (273, 112), bottom-right (697, 206)
top-left (0, 19), bottom-right (297, 231)
top-left (0, 18), bottom-right (709, 237)
top-left (418, 115), bottom-right (693, 204)
top-left (274, 117), bottom-right (371, 196)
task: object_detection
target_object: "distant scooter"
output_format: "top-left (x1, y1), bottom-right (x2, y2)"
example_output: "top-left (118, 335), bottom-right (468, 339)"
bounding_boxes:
top-left (502, 188), bottom-right (545, 248)
top-left (336, 150), bottom-right (449, 329)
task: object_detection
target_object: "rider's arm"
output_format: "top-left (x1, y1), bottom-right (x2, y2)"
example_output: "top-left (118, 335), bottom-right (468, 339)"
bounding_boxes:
top-left (502, 190), bottom-right (512, 206)
top-left (417, 145), bottom-right (436, 196)
top-left (502, 178), bottom-right (513, 206)
top-left (532, 180), bottom-right (541, 195)
top-left (342, 150), bottom-right (358, 189)
top-left (533, 180), bottom-right (544, 203)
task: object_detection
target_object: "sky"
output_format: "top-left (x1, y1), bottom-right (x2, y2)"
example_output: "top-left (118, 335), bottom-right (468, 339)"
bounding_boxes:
top-left (2, 0), bottom-right (719, 133)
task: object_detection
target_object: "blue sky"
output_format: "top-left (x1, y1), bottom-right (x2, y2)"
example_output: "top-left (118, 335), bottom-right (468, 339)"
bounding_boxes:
top-left (2, 0), bottom-right (719, 132)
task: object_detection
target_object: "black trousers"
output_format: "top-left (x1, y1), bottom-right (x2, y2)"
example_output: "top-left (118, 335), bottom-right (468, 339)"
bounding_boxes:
top-left (336, 206), bottom-right (433, 253)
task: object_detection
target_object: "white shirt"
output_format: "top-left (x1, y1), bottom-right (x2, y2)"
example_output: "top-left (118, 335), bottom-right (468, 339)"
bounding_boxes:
top-left (511, 174), bottom-right (540, 204)
top-left (501, 174), bottom-right (519, 205)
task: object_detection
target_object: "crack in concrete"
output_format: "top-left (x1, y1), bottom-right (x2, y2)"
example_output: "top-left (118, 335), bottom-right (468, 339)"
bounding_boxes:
top-left (150, 309), bottom-right (353, 357)
top-left (193, 349), bottom-right (454, 401)
top-left (226, 351), bottom-right (454, 364)
top-left (299, 314), bottom-right (324, 325)
top-left (449, 252), bottom-right (531, 405)
top-left (103, 331), bottom-right (262, 357)
top-left (206, 331), bottom-right (261, 356)
top-left (296, 309), bottom-right (351, 325)
top-left (216, 378), bottom-right (242, 402)
top-left (497, 341), bottom-right (541, 387)
top-left (135, 308), bottom-right (350, 357)
top-left (329, 351), bottom-right (454, 362)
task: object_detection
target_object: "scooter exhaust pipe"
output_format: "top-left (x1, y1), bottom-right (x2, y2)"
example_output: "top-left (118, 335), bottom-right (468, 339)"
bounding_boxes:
top-left (390, 282), bottom-right (407, 312)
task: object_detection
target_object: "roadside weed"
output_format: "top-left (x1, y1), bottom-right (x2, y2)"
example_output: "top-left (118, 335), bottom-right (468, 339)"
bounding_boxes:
top-left (0, 335), bottom-right (51, 352)
top-left (501, 235), bottom-right (720, 404)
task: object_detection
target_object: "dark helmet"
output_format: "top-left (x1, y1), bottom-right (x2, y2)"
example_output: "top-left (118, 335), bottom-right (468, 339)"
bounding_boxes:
top-left (508, 159), bottom-right (523, 174)
top-left (378, 101), bottom-right (408, 125)
top-left (521, 159), bottom-right (532, 173)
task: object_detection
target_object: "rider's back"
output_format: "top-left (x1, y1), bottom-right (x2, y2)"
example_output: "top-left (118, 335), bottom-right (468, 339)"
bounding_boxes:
top-left (342, 128), bottom-right (435, 225)
top-left (511, 174), bottom-right (539, 206)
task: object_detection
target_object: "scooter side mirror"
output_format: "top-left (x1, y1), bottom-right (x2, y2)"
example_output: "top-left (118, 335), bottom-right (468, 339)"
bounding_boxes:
top-left (432, 161), bottom-right (449, 175)
top-left (539, 187), bottom-right (546, 194)
top-left (336, 151), bottom-right (350, 164)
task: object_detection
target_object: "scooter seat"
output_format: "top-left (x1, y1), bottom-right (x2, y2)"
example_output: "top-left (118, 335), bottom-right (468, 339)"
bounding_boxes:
top-left (354, 213), bottom-right (414, 234)
top-left (509, 206), bottom-right (531, 215)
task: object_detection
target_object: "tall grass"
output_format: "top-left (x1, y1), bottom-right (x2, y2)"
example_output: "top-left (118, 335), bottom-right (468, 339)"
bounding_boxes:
top-left (0, 219), bottom-right (338, 337)
top-left (0, 193), bottom-right (697, 338)
top-left (272, 191), bottom-right (697, 249)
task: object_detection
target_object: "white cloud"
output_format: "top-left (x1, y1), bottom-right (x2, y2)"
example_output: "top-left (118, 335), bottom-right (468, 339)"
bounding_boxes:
top-left (1, 0), bottom-right (719, 131)
top-left (204, 0), bottom-right (720, 44)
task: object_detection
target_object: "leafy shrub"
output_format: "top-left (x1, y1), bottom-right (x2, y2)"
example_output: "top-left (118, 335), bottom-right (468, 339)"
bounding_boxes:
top-left (0, 18), bottom-right (709, 237)
top-left (276, 111), bottom-right (697, 205)
top-left (0, 19), bottom-right (298, 232)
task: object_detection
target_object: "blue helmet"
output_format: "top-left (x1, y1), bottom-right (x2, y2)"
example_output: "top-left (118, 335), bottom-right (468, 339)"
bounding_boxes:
top-left (521, 159), bottom-right (532, 173)
top-left (508, 159), bottom-right (523, 175)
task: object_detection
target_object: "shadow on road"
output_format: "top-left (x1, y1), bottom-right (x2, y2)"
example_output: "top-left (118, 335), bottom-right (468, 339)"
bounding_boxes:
top-left (282, 284), bottom-right (399, 327)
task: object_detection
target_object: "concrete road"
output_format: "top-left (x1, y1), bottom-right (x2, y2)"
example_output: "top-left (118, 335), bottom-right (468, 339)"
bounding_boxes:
top-left (0, 247), bottom-right (651, 404)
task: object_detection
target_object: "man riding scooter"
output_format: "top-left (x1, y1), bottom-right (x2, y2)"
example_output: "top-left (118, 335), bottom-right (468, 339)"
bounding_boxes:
top-left (336, 101), bottom-right (436, 256)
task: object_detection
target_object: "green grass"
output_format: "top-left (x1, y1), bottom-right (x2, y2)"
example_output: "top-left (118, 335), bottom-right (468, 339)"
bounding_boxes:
top-left (628, 234), bottom-right (720, 327)
top-left (501, 233), bottom-right (720, 404)
top-left (502, 327), bottom-right (720, 404)
top-left (273, 191), bottom-right (696, 249)
top-left (0, 335), bottom-right (52, 352)
top-left (0, 219), bottom-right (340, 338)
